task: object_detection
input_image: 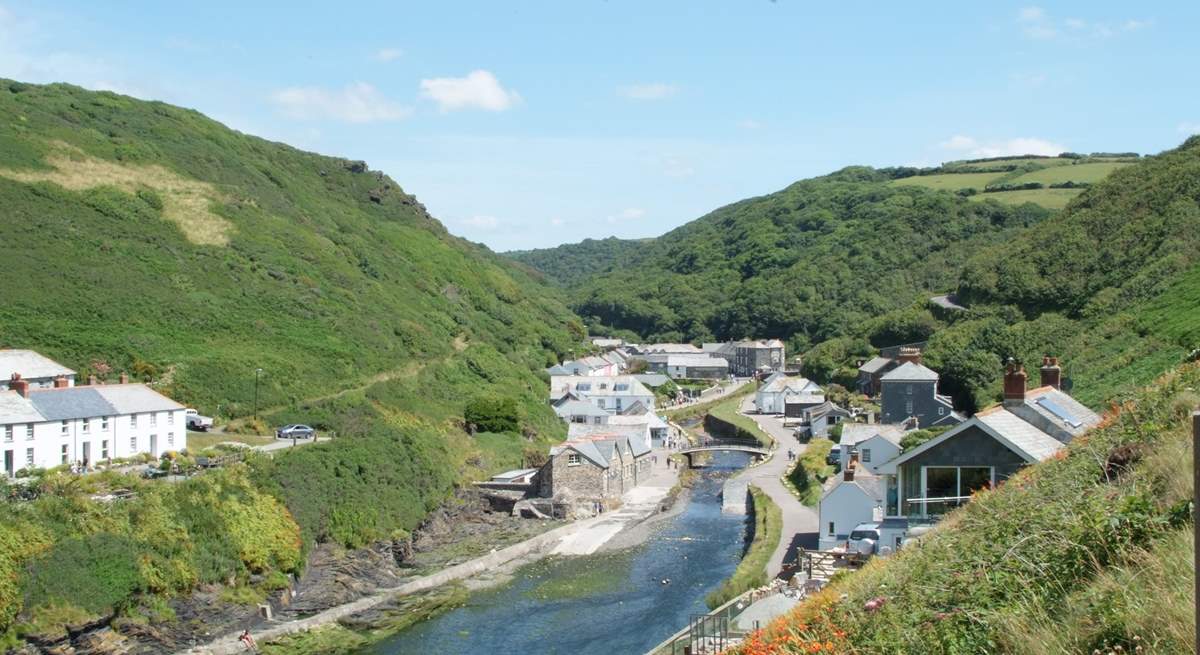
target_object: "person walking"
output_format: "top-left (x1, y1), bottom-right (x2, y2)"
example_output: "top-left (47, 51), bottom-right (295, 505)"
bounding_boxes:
top-left (239, 630), bottom-right (258, 653)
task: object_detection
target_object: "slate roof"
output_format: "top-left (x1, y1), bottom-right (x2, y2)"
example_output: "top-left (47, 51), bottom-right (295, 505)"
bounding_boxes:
top-left (642, 343), bottom-right (703, 354)
top-left (93, 384), bottom-right (184, 414)
top-left (632, 374), bottom-right (669, 387)
top-left (840, 423), bottom-right (905, 448)
top-left (666, 354), bottom-right (728, 368)
top-left (1019, 386), bottom-right (1102, 440)
top-left (880, 362), bottom-right (940, 382)
top-left (0, 350), bottom-right (75, 381)
top-left (548, 375), bottom-right (653, 399)
top-left (857, 356), bottom-right (894, 374)
top-left (553, 399), bottom-right (609, 419)
top-left (551, 429), bottom-right (651, 468)
top-left (759, 375), bottom-right (819, 395)
top-left (0, 391), bottom-right (44, 425)
top-left (28, 387), bottom-right (117, 421)
top-left (975, 407), bottom-right (1066, 462)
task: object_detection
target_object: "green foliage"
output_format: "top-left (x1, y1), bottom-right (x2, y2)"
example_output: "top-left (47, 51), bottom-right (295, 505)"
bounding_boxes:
top-left (464, 395), bottom-right (521, 434)
top-left (899, 429), bottom-right (933, 451)
top-left (788, 439), bottom-right (834, 505)
top-left (23, 533), bottom-right (140, 615)
top-left (734, 362), bottom-right (1200, 655)
top-left (706, 487), bottom-right (781, 609)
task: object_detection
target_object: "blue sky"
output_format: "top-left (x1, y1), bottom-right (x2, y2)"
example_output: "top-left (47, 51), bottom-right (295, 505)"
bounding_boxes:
top-left (1, 2), bottom-right (1196, 251)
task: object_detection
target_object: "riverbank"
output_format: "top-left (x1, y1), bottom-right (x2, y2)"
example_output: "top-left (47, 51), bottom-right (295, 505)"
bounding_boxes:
top-left (705, 487), bottom-right (782, 608)
top-left (178, 448), bottom-right (683, 654)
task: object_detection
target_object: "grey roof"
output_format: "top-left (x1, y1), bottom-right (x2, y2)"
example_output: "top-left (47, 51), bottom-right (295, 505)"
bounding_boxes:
top-left (633, 374), bottom-right (669, 387)
top-left (858, 356), bottom-right (894, 374)
top-left (546, 364), bottom-right (573, 376)
top-left (840, 423), bottom-right (904, 448)
top-left (552, 430), bottom-right (651, 467)
top-left (666, 354), bottom-right (729, 368)
top-left (93, 384), bottom-right (183, 414)
top-left (28, 387), bottom-right (117, 421)
top-left (491, 468), bottom-right (538, 482)
top-left (976, 408), bottom-right (1066, 461)
top-left (553, 399), bottom-right (608, 418)
top-left (0, 350), bottom-right (75, 380)
top-left (1020, 387), bottom-right (1102, 439)
top-left (880, 362), bottom-right (940, 382)
top-left (0, 391), bottom-right (43, 425)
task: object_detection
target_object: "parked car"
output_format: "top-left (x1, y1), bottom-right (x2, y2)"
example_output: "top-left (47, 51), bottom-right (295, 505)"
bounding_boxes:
top-left (185, 409), bottom-right (214, 431)
top-left (846, 522), bottom-right (881, 562)
top-left (276, 424), bottom-right (315, 440)
top-left (825, 450), bottom-right (840, 466)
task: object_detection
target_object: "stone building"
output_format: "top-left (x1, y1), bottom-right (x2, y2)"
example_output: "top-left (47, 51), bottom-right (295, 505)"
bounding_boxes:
top-left (539, 431), bottom-right (651, 507)
top-left (878, 349), bottom-right (962, 429)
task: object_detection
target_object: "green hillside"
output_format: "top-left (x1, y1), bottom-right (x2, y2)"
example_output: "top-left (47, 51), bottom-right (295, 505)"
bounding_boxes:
top-left (0, 80), bottom-right (583, 639)
top-left (731, 362), bottom-right (1198, 655)
top-left (890, 155), bottom-right (1133, 209)
top-left (508, 236), bottom-right (651, 288)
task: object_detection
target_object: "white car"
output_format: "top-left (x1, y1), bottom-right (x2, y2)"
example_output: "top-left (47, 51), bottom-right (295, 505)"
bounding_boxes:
top-left (185, 409), bottom-right (214, 431)
top-left (846, 522), bottom-right (881, 561)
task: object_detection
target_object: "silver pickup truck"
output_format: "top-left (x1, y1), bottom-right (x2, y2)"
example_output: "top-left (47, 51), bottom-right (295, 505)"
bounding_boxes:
top-left (185, 409), bottom-right (214, 431)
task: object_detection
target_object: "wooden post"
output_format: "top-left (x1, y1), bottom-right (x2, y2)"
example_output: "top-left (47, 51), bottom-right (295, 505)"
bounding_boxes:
top-left (1193, 410), bottom-right (1198, 655)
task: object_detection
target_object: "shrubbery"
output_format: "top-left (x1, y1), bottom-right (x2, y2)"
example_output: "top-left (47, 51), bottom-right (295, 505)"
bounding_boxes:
top-left (464, 395), bottom-right (521, 434)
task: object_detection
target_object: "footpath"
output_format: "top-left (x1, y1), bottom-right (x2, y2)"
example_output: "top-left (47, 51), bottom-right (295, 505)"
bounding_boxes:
top-left (728, 396), bottom-right (819, 578)
top-left (177, 447), bottom-right (680, 654)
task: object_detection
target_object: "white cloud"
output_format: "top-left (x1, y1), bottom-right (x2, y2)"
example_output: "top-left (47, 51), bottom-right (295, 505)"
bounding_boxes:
top-left (549, 217), bottom-right (566, 227)
top-left (737, 119), bottom-right (762, 129)
top-left (1178, 122), bottom-right (1200, 135)
top-left (419, 70), bottom-right (520, 112)
top-left (271, 82), bottom-right (411, 123)
top-left (373, 47), bottom-right (403, 62)
top-left (938, 135), bottom-right (1065, 158)
top-left (1019, 7), bottom-right (1152, 40)
top-left (618, 83), bottom-right (679, 101)
top-left (606, 208), bottom-right (646, 224)
top-left (461, 215), bottom-right (500, 230)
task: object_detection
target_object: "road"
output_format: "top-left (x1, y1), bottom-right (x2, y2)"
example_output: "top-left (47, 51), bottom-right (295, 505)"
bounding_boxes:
top-left (732, 396), bottom-right (819, 578)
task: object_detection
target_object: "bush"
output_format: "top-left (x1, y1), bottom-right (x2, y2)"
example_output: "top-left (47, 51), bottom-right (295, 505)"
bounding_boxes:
top-left (23, 533), bottom-right (141, 615)
top-left (464, 395), bottom-right (521, 434)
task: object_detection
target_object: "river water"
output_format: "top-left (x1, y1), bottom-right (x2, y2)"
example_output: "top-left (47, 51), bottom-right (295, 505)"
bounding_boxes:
top-left (366, 451), bottom-right (752, 655)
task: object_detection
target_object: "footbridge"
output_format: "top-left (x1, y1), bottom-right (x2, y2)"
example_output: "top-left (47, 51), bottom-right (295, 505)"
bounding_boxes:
top-left (678, 440), bottom-right (770, 468)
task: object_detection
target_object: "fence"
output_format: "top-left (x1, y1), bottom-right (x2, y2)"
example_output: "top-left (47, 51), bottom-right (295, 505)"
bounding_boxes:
top-left (646, 586), bottom-right (787, 655)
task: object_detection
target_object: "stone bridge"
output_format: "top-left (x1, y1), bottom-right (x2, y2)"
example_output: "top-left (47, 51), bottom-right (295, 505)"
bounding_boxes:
top-left (678, 442), bottom-right (770, 468)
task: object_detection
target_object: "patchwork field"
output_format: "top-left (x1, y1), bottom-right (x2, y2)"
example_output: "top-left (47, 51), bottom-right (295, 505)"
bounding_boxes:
top-left (889, 156), bottom-right (1133, 209)
top-left (890, 171), bottom-right (1006, 191)
top-left (1009, 161), bottom-right (1132, 186)
top-left (967, 187), bottom-right (1083, 209)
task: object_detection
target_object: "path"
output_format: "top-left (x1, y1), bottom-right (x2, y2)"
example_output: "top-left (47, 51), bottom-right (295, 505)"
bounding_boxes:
top-left (731, 396), bottom-right (819, 578)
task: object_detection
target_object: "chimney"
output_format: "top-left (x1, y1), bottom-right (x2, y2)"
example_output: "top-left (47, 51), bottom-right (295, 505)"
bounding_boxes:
top-left (9, 374), bottom-right (29, 399)
top-left (1039, 356), bottom-right (1061, 390)
top-left (844, 453), bottom-right (858, 481)
top-left (1003, 359), bottom-right (1027, 406)
top-left (119, 372), bottom-right (129, 384)
top-left (897, 346), bottom-right (922, 366)
top-left (53, 376), bottom-right (69, 389)
top-left (87, 374), bottom-right (98, 386)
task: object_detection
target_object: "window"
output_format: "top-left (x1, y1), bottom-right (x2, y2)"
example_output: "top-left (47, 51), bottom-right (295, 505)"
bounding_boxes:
top-left (60, 444), bottom-right (68, 464)
top-left (2, 426), bottom-right (10, 442)
top-left (60, 420), bottom-right (69, 436)
top-left (150, 413), bottom-right (157, 427)
top-left (167, 413), bottom-right (174, 425)
top-left (130, 436), bottom-right (137, 451)
top-left (572, 416), bottom-right (586, 424)
top-left (615, 399), bottom-right (623, 410)
top-left (167, 432), bottom-right (175, 446)
top-left (130, 414), bottom-right (139, 429)
top-left (599, 383), bottom-right (608, 390)
top-left (592, 416), bottom-right (602, 425)
top-left (82, 419), bottom-right (90, 434)
top-left (597, 399), bottom-right (606, 409)
top-left (101, 440), bottom-right (109, 459)
top-left (101, 417), bottom-right (109, 430)
top-left (906, 384), bottom-right (913, 395)
top-left (25, 448), bottom-right (33, 467)
top-left (828, 521), bottom-right (835, 536)
top-left (567, 453), bottom-right (580, 466)
top-left (921, 466), bottom-right (993, 515)
top-left (861, 448), bottom-right (872, 463)
top-left (905, 400), bottom-right (913, 415)
top-left (24, 425), bottom-right (32, 440)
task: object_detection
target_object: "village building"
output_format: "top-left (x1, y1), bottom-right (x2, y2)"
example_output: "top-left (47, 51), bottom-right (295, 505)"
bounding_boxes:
top-left (548, 375), bottom-right (656, 415)
top-left (836, 424), bottom-right (905, 470)
top-left (878, 350), bottom-right (963, 429)
top-left (538, 430), bottom-right (652, 506)
top-left (0, 350), bottom-right (76, 391)
top-left (590, 337), bottom-right (625, 350)
top-left (663, 354), bottom-right (729, 380)
top-left (754, 373), bottom-right (822, 414)
top-left (793, 401), bottom-right (852, 439)
top-left (818, 455), bottom-right (884, 551)
top-left (0, 370), bottom-right (186, 475)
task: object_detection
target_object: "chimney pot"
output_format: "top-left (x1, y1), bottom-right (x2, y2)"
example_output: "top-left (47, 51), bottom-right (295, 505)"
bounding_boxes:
top-left (53, 376), bottom-right (69, 389)
top-left (897, 347), bottom-right (922, 366)
top-left (87, 374), bottom-right (97, 386)
top-left (1039, 355), bottom-right (1062, 390)
top-left (9, 374), bottom-right (30, 399)
top-left (1003, 359), bottom-right (1027, 405)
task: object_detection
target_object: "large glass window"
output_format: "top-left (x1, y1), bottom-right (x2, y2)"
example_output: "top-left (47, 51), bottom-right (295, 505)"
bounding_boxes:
top-left (921, 466), bottom-right (993, 515)
top-left (960, 467), bottom-right (992, 494)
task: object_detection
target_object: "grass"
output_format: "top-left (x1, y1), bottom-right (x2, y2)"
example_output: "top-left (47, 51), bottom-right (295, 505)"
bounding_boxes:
top-left (663, 381), bottom-right (756, 423)
top-left (706, 487), bottom-right (782, 609)
top-left (787, 439), bottom-right (834, 505)
top-left (730, 362), bottom-right (1200, 655)
top-left (1009, 161), bottom-right (1132, 186)
top-left (706, 391), bottom-right (775, 447)
top-left (890, 172), bottom-right (1008, 191)
top-left (969, 187), bottom-right (1083, 209)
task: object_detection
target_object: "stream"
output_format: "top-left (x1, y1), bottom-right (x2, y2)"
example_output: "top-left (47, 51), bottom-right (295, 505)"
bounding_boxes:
top-left (364, 451), bottom-right (753, 655)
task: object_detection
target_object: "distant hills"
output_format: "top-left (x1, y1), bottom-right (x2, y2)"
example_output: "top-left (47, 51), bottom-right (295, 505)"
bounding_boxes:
top-left (510, 142), bottom-right (1200, 411)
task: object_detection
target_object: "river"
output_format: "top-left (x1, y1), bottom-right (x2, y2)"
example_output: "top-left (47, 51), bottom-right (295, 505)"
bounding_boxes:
top-left (364, 451), bottom-right (753, 655)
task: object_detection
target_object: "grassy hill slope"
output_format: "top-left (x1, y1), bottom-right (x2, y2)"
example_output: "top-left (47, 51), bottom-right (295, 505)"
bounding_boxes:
top-left (0, 80), bottom-right (583, 638)
top-left (730, 362), bottom-right (1197, 655)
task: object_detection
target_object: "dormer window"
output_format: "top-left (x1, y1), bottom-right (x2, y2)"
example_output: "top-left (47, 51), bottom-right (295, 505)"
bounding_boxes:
top-left (567, 453), bottom-right (581, 466)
